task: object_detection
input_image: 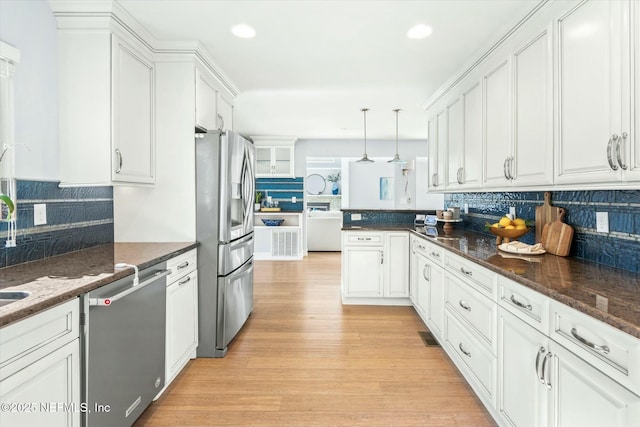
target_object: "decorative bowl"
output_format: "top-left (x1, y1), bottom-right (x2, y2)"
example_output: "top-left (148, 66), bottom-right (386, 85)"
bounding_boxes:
top-left (261, 218), bottom-right (285, 226)
top-left (488, 226), bottom-right (530, 244)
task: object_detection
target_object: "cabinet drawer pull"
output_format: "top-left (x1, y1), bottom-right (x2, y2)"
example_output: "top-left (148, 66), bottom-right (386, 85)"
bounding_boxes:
top-left (510, 295), bottom-right (532, 311)
top-left (417, 244), bottom-right (426, 251)
top-left (607, 134), bottom-right (619, 171)
top-left (460, 267), bottom-right (473, 276)
top-left (115, 148), bottom-right (123, 174)
top-left (430, 251), bottom-right (440, 259)
top-left (458, 343), bottom-right (471, 357)
top-left (617, 132), bottom-right (628, 170)
top-left (571, 328), bottom-right (610, 354)
top-left (357, 237), bottom-right (372, 241)
top-left (178, 276), bottom-right (191, 286)
top-left (177, 261), bottom-right (190, 270)
top-left (458, 300), bottom-right (471, 311)
top-left (535, 347), bottom-right (546, 384)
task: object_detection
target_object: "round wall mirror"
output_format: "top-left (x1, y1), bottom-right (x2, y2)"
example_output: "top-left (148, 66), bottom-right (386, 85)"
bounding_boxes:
top-left (306, 174), bottom-right (326, 195)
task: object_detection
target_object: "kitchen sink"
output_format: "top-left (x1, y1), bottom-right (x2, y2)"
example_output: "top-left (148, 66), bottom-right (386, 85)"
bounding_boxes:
top-left (0, 291), bottom-right (31, 307)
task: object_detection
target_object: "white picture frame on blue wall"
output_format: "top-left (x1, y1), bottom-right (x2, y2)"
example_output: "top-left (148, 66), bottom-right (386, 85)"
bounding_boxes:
top-left (380, 177), bottom-right (394, 200)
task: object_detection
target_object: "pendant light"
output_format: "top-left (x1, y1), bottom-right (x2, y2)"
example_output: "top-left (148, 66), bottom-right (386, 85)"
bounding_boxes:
top-left (357, 108), bottom-right (374, 163)
top-left (388, 108), bottom-right (406, 163)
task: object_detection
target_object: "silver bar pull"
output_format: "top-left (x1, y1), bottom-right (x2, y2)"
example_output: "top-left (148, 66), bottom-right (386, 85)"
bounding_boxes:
top-left (617, 132), bottom-right (628, 170)
top-left (218, 113), bottom-right (224, 131)
top-left (459, 343), bottom-right (471, 357)
top-left (508, 157), bottom-right (515, 180)
top-left (571, 328), bottom-right (610, 354)
top-left (430, 251), bottom-right (440, 259)
top-left (178, 276), bottom-right (191, 286)
top-left (503, 157), bottom-right (510, 180)
top-left (357, 237), bottom-right (372, 241)
top-left (176, 261), bottom-right (190, 270)
top-left (380, 251), bottom-right (384, 264)
top-left (423, 264), bottom-right (430, 282)
top-left (457, 167), bottom-right (464, 185)
top-left (459, 300), bottom-right (471, 311)
top-left (115, 149), bottom-right (123, 174)
top-left (607, 134), bottom-right (619, 171)
top-left (536, 347), bottom-right (546, 384)
top-left (432, 173), bottom-right (438, 187)
top-left (543, 352), bottom-right (553, 389)
top-left (510, 294), bottom-right (532, 311)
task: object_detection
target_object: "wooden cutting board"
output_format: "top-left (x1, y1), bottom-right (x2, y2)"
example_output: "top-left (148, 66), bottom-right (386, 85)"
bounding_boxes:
top-left (535, 192), bottom-right (563, 243)
top-left (541, 208), bottom-right (574, 256)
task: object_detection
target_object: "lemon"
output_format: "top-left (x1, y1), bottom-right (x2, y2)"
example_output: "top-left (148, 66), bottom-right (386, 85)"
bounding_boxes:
top-left (515, 224), bottom-right (527, 230)
top-left (491, 222), bottom-right (500, 228)
top-left (504, 225), bottom-right (516, 230)
top-left (513, 218), bottom-right (526, 226)
top-left (499, 217), bottom-right (513, 227)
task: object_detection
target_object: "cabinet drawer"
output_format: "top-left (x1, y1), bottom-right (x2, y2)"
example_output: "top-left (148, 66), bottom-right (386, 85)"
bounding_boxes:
top-left (445, 312), bottom-right (496, 401)
top-left (0, 299), bottom-right (79, 367)
top-left (167, 249), bottom-right (197, 283)
top-left (549, 300), bottom-right (640, 395)
top-left (413, 238), bottom-right (444, 266)
top-left (446, 275), bottom-right (497, 353)
top-left (343, 231), bottom-right (383, 246)
top-left (445, 252), bottom-right (496, 298)
top-left (498, 276), bottom-right (548, 333)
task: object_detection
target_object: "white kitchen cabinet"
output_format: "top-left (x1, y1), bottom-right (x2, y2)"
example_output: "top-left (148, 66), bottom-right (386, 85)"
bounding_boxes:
top-left (460, 79), bottom-right (483, 189)
top-left (427, 109), bottom-right (448, 190)
top-left (445, 97), bottom-right (463, 189)
top-left (410, 237), bottom-right (444, 338)
top-left (0, 299), bottom-right (80, 427)
top-left (253, 137), bottom-right (296, 178)
top-left (342, 230), bottom-right (409, 304)
top-left (409, 236), bottom-right (428, 320)
top-left (56, 23), bottom-right (155, 186)
top-left (195, 65), bottom-right (234, 132)
top-left (254, 212), bottom-right (303, 260)
top-left (164, 249), bottom-right (198, 391)
top-left (498, 307), bottom-right (640, 427)
top-left (554, 0), bottom-right (634, 185)
top-left (482, 55), bottom-right (512, 188)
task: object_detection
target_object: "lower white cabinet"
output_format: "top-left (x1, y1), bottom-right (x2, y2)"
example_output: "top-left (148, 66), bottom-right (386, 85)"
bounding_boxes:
top-left (342, 230), bottom-right (409, 304)
top-left (498, 307), bottom-right (640, 427)
top-left (0, 299), bottom-right (80, 427)
top-left (409, 236), bottom-right (445, 339)
top-left (163, 249), bottom-right (198, 391)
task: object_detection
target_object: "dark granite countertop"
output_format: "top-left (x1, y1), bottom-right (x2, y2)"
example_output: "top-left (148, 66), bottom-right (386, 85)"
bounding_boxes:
top-left (343, 225), bottom-right (640, 339)
top-left (0, 242), bottom-right (197, 328)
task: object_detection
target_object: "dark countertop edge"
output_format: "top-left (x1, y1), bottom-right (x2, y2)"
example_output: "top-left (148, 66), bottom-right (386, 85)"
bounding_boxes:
top-left (341, 209), bottom-right (437, 213)
top-left (406, 229), bottom-right (640, 340)
top-left (0, 242), bottom-right (198, 328)
top-left (342, 226), bottom-right (640, 339)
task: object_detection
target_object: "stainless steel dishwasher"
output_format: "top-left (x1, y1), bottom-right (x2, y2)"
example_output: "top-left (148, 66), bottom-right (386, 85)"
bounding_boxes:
top-left (81, 262), bottom-right (170, 427)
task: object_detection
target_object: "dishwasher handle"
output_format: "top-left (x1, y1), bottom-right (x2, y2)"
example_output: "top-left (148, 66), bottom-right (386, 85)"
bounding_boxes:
top-left (89, 269), bottom-right (171, 307)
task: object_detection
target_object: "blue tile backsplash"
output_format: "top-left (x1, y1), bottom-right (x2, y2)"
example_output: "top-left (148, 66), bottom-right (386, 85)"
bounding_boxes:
top-left (255, 177), bottom-right (304, 211)
top-left (445, 190), bottom-right (640, 273)
top-left (0, 180), bottom-right (114, 268)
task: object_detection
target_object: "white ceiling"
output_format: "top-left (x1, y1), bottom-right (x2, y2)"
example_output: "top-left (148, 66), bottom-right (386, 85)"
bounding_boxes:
top-left (119, 0), bottom-right (541, 140)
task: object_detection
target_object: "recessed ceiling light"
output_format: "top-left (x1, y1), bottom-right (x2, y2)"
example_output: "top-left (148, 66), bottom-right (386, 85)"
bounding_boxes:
top-left (231, 24), bottom-right (256, 39)
top-left (407, 24), bottom-right (433, 39)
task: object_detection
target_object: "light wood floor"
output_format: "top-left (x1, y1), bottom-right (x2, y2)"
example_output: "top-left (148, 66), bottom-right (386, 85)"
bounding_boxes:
top-left (135, 252), bottom-right (495, 427)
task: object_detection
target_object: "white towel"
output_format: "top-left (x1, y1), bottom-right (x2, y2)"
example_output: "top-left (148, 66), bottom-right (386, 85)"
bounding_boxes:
top-left (503, 241), bottom-right (544, 253)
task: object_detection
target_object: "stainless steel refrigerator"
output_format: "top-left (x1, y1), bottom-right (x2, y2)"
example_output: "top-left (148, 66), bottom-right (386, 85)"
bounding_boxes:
top-left (195, 130), bottom-right (255, 357)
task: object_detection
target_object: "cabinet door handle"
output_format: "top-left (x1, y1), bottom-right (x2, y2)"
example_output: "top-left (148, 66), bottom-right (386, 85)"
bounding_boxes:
top-left (458, 300), bottom-right (471, 311)
top-left (380, 251), bottom-right (384, 264)
top-left (542, 352), bottom-right (553, 389)
top-left (423, 264), bottom-right (430, 281)
top-left (607, 134), bottom-right (619, 171)
top-left (535, 347), bottom-right (546, 384)
top-left (178, 276), bottom-right (191, 286)
top-left (510, 294), bottom-right (532, 311)
top-left (432, 173), bottom-right (438, 187)
top-left (115, 149), bottom-right (123, 174)
top-left (503, 157), bottom-right (510, 180)
top-left (217, 113), bottom-right (224, 131)
top-left (460, 267), bottom-right (473, 276)
top-left (617, 132), bottom-right (628, 170)
top-left (571, 328), bottom-right (610, 354)
top-left (459, 343), bottom-right (471, 357)
top-left (508, 157), bottom-right (515, 180)
top-left (457, 167), bottom-right (464, 185)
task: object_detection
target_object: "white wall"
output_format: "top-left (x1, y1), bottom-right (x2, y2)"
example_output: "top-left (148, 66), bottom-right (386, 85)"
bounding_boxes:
top-left (0, 0), bottom-right (59, 180)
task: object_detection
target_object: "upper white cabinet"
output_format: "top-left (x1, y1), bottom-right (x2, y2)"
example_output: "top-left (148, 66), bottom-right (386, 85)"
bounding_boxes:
top-left (554, 0), bottom-right (634, 185)
top-left (195, 65), bottom-right (234, 132)
top-left (427, 109), bottom-right (448, 190)
top-left (54, 11), bottom-right (155, 186)
top-left (460, 79), bottom-right (483, 189)
top-left (253, 137), bottom-right (296, 177)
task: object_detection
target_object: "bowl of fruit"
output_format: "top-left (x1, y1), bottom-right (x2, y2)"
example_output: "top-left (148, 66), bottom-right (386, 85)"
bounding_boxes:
top-left (486, 216), bottom-right (530, 244)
